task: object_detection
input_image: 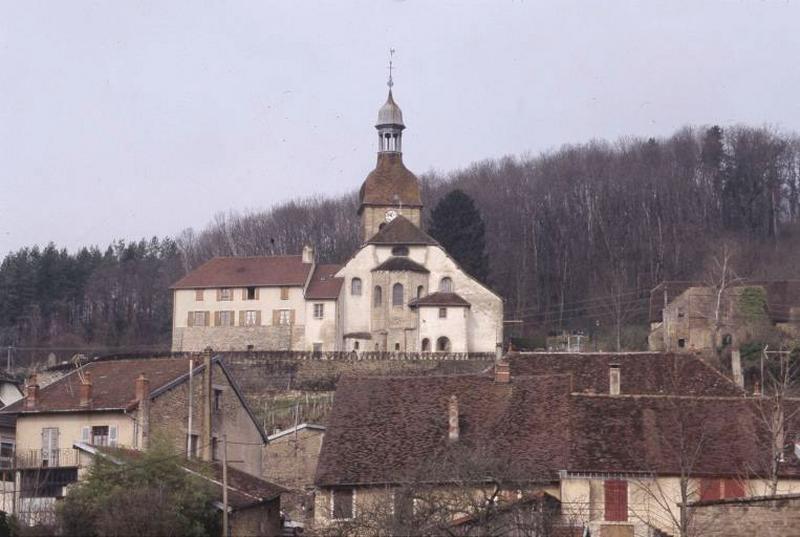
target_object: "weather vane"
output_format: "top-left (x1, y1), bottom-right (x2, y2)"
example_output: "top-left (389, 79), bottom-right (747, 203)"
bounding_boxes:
top-left (388, 48), bottom-right (396, 88)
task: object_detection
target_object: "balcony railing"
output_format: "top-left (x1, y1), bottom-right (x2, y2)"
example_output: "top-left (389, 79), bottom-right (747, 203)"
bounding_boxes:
top-left (14, 449), bottom-right (80, 469)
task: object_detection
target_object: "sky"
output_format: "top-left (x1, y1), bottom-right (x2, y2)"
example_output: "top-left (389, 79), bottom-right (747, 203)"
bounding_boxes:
top-left (1, 1), bottom-right (800, 254)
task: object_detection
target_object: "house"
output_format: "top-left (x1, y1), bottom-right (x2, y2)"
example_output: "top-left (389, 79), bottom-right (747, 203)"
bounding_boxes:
top-left (0, 352), bottom-right (269, 526)
top-left (314, 353), bottom-right (800, 536)
top-left (171, 80), bottom-right (503, 354)
top-left (648, 280), bottom-right (800, 352)
top-left (75, 444), bottom-right (286, 537)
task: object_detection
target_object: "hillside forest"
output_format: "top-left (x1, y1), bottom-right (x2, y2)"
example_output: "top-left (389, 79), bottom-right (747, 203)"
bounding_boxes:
top-left (2, 124), bottom-right (800, 353)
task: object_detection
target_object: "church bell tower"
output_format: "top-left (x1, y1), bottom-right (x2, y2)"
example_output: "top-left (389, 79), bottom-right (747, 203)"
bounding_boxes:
top-left (358, 57), bottom-right (423, 242)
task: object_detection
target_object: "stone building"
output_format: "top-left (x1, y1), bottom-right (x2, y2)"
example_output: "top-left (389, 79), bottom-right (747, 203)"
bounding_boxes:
top-left (0, 353), bottom-right (274, 526)
top-left (648, 280), bottom-right (800, 352)
top-left (171, 82), bottom-right (503, 354)
top-left (314, 352), bottom-right (800, 536)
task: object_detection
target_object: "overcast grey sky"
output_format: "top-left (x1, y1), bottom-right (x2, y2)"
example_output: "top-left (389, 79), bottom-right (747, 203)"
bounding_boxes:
top-left (2, 1), bottom-right (799, 254)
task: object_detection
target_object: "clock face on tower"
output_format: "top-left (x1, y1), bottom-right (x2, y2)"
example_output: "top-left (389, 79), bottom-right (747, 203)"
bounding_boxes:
top-left (384, 209), bottom-right (398, 222)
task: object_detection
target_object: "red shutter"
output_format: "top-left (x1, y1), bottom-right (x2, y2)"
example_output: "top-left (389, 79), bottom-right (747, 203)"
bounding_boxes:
top-left (700, 479), bottom-right (722, 501)
top-left (723, 479), bottom-right (745, 499)
top-left (604, 480), bottom-right (628, 522)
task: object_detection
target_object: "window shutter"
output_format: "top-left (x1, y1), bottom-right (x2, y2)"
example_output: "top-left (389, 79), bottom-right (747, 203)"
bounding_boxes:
top-left (723, 479), bottom-right (745, 498)
top-left (241, 289), bottom-right (247, 300)
top-left (216, 289), bottom-right (221, 301)
top-left (700, 479), bottom-right (722, 501)
top-left (187, 312), bottom-right (194, 327)
top-left (109, 426), bottom-right (118, 447)
top-left (239, 311), bottom-right (245, 326)
top-left (214, 311), bottom-right (221, 327)
top-left (256, 311), bottom-right (262, 326)
top-left (204, 312), bottom-right (210, 326)
top-left (604, 480), bottom-right (628, 522)
top-left (290, 310), bottom-right (296, 324)
top-left (272, 310), bottom-right (279, 325)
top-left (81, 427), bottom-right (90, 444)
top-left (255, 288), bottom-right (260, 300)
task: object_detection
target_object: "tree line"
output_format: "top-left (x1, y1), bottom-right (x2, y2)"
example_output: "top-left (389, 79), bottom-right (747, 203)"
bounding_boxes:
top-left (1, 124), bottom-right (799, 350)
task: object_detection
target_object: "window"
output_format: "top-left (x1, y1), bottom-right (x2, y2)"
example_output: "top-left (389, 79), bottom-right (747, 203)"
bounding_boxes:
top-left (700, 479), bottom-right (745, 501)
top-left (373, 286), bottom-right (383, 307)
top-left (392, 283), bottom-right (404, 306)
top-left (313, 343), bottom-right (323, 353)
top-left (421, 338), bottom-right (430, 352)
top-left (245, 286), bottom-right (257, 300)
top-left (0, 441), bottom-right (14, 468)
top-left (189, 311), bottom-right (208, 327)
top-left (439, 277), bottom-right (453, 292)
top-left (678, 338), bottom-right (686, 348)
top-left (353, 341), bottom-right (360, 351)
top-left (218, 288), bottom-right (233, 301)
top-left (244, 310), bottom-right (259, 326)
top-left (187, 434), bottom-right (199, 459)
top-left (417, 285), bottom-right (424, 299)
top-left (195, 289), bottom-right (204, 301)
top-left (351, 278), bottom-right (362, 296)
top-left (314, 303), bottom-right (325, 319)
top-left (438, 307), bottom-right (447, 319)
top-left (332, 488), bottom-right (354, 520)
top-left (604, 480), bottom-right (628, 522)
top-left (280, 287), bottom-right (290, 300)
top-left (436, 337), bottom-right (451, 352)
top-left (211, 437), bottom-right (219, 461)
top-left (213, 388), bottom-right (223, 412)
top-left (217, 310), bottom-right (234, 327)
top-left (677, 309), bottom-right (685, 318)
top-left (41, 427), bottom-right (59, 466)
top-left (91, 426), bottom-right (109, 447)
top-left (394, 343), bottom-right (400, 351)
top-left (277, 309), bottom-right (292, 325)
top-left (722, 333), bottom-right (733, 346)
top-left (391, 246), bottom-right (409, 256)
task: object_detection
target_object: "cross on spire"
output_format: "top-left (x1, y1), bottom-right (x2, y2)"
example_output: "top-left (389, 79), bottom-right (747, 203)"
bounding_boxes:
top-left (387, 48), bottom-right (396, 89)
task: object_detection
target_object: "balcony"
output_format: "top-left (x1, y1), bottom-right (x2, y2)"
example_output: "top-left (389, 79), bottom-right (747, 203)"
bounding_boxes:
top-left (14, 449), bottom-right (81, 469)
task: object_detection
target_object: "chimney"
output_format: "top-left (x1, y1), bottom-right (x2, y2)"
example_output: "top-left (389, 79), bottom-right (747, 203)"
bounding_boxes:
top-left (731, 349), bottom-right (744, 388)
top-left (79, 372), bottom-right (93, 407)
top-left (136, 373), bottom-right (151, 450)
top-left (448, 395), bottom-right (459, 442)
top-left (302, 244), bottom-right (315, 264)
top-left (495, 359), bottom-right (510, 384)
top-left (609, 364), bottom-right (621, 395)
top-left (25, 374), bottom-right (39, 410)
top-left (202, 347), bottom-right (214, 462)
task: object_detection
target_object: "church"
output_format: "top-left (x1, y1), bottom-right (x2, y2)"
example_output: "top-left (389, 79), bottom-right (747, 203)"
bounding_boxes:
top-left (170, 82), bottom-right (503, 354)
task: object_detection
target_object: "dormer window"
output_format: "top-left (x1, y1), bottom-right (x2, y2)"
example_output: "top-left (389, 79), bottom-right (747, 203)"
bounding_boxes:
top-left (391, 246), bottom-right (409, 256)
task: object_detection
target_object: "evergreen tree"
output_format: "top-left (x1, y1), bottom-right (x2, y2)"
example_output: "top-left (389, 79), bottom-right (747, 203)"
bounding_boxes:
top-left (428, 189), bottom-right (490, 283)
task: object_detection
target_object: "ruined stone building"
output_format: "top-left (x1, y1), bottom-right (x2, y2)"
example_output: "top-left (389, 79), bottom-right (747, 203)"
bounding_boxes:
top-left (171, 82), bottom-right (503, 353)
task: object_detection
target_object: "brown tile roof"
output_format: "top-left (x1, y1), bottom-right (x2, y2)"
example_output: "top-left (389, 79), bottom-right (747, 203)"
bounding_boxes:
top-left (171, 256), bottom-right (311, 289)
top-left (305, 264), bottom-right (343, 300)
top-left (316, 372), bottom-right (800, 487)
top-left (1, 356), bottom-right (268, 441)
top-left (358, 153), bottom-right (423, 209)
top-left (315, 374), bottom-right (572, 487)
top-left (508, 352), bottom-right (743, 396)
top-left (210, 463), bottom-right (286, 508)
top-left (409, 291), bottom-right (471, 308)
top-left (366, 215), bottom-right (438, 246)
top-left (372, 256), bottom-right (430, 273)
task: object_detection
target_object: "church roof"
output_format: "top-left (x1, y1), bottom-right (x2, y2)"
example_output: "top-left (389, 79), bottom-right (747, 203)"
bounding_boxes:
top-left (358, 153), bottom-right (423, 209)
top-left (409, 292), bottom-right (471, 308)
top-left (372, 257), bottom-right (429, 273)
top-left (171, 256), bottom-right (312, 289)
top-left (305, 264), bottom-right (344, 300)
top-left (366, 215), bottom-right (438, 246)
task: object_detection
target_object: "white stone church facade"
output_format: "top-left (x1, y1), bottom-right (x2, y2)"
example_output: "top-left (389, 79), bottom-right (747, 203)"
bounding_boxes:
top-left (171, 87), bottom-right (503, 354)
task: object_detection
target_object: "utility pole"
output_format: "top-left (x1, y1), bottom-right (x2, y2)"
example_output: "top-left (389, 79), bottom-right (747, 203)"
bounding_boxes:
top-left (187, 358), bottom-right (193, 458)
top-left (6, 346), bottom-right (11, 373)
top-left (222, 434), bottom-right (228, 537)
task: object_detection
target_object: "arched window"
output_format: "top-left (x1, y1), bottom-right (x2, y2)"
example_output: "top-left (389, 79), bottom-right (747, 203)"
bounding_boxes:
top-left (439, 277), bottom-right (453, 293)
top-left (391, 245), bottom-right (409, 256)
top-left (394, 342), bottom-right (400, 351)
top-left (421, 338), bottom-right (430, 352)
top-left (436, 336), bottom-right (451, 352)
top-left (417, 285), bottom-right (424, 299)
top-left (354, 341), bottom-right (360, 350)
top-left (373, 286), bottom-right (382, 307)
top-left (351, 278), bottom-right (362, 296)
top-left (392, 283), bottom-right (404, 306)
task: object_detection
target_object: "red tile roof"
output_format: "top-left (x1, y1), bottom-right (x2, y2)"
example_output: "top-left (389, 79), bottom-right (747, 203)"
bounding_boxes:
top-left (171, 256), bottom-right (312, 289)
top-left (359, 153), bottom-right (423, 209)
top-left (508, 352), bottom-right (742, 396)
top-left (409, 292), bottom-right (471, 308)
top-left (305, 264), bottom-right (343, 300)
top-left (366, 216), bottom-right (438, 246)
top-left (315, 357), bottom-right (800, 487)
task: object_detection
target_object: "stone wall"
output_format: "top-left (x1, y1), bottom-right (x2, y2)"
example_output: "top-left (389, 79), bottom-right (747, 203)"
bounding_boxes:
top-left (686, 494), bottom-right (800, 537)
top-left (172, 325), bottom-right (304, 353)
